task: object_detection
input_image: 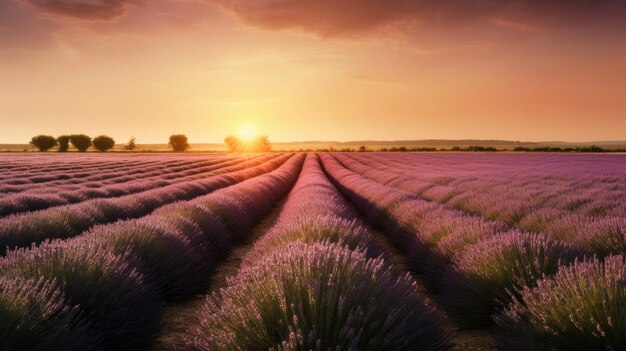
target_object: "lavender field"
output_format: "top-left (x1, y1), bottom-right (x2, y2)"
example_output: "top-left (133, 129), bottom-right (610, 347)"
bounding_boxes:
top-left (0, 152), bottom-right (624, 350)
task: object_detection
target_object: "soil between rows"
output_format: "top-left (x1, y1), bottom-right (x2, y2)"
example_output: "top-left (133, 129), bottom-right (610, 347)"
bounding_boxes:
top-left (150, 199), bottom-right (285, 350)
top-left (365, 224), bottom-right (497, 350)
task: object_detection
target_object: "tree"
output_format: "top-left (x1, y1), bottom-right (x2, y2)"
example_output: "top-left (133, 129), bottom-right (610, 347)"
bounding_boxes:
top-left (92, 135), bottom-right (115, 152)
top-left (70, 134), bottom-right (92, 152)
top-left (56, 135), bottom-right (70, 152)
top-left (169, 134), bottom-right (189, 152)
top-left (224, 135), bottom-right (241, 152)
top-left (358, 145), bottom-right (368, 152)
top-left (30, 135), bottom-right (57, 152)
top-left (254, 135), bottom-right (272, 152)
top-left (124, 137), bottom-right (137, 151)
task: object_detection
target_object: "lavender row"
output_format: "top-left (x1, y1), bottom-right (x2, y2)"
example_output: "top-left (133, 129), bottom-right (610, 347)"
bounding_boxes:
top-left (0, 155), bottom-right (155, 178)
top-left (0, 154), bottom-right (288, 255)
top-left (245, 153), bottom-right (383, 263)
top-left (0, 154), bottom-right (262, 216)
top-left (340, 153), bottom-right (625, 258)
top-left (0, 152), bottom-right (223, 177)
top-left (0, 156), bottom-right (185, 185)
top-left (345, 152), bottom-right (625, 220)
top-left (322, 154), bottom-right (626, 349)
top-left (186, 154), bottom-right (451, 350)
top-left (495, 255), bottom-right (626, 350)
top-left (0, 156), bottom-right (223, 191)
top-left (0, 153), bottom-right (304, 350)
top-left (0, 155), bottom-right (237, 194)
top-left (319, 153), bottom-right (580, 326)
top-left (352, 152), bottom-right (625, 219)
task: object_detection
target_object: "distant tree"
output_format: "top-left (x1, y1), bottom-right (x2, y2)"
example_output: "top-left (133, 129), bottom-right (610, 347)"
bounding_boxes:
top-left (56, 135), bottom-right (70, 152)
top-left (92, 135), bottom-right (115, 152)
top-left (70, 134), bottom-right (92, 152)
top-left (224, 135), bottom-right (241, 152)
top-left (169, 134), bottom-right (190, 152)
top-left (30, 135), bottom-right (57, 152)
top-left (124, 137), bottom-right (137, 151)
top-left (254, 135), bottom-right (272, 152)
top-left (580, 145), bottom-right (604, 153)
top-left (358, 145), bottom-right (368, 152)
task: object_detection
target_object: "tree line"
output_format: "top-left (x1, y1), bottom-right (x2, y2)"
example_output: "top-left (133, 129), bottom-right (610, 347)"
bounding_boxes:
top-left (30, 135), bottom-right (121, 152)
top-left (29, 134), bottom-right (191, 152)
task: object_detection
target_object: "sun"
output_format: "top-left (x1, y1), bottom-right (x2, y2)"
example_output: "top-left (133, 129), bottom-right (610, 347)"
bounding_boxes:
top-left (238, 124), bottom-right (257, 141)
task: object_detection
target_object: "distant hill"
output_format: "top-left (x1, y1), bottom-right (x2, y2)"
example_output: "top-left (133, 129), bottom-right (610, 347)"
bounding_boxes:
top-left (2, 140), bottom-right (625, 152)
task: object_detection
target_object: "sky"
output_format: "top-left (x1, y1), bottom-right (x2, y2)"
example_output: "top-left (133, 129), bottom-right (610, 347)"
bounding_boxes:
top-left (1, 0), bottom-right (625, 144)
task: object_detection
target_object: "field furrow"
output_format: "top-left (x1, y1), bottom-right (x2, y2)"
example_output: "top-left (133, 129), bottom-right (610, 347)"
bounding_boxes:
top-left (183, 153), bottom-right (452, 350)
top-left (0, 153), bottom-right (304, 350)
top-left (1, 152), bottom-right (624, 351)
top-left (0, 155), bottom-right (237, 193)
top-left (0, 154), bottom-right (288, 254)
top-left (335, 153), bottom-right (625, 257)
top-left (319, 153), bottom-right (581, 327)
top-left (0, 154), bottom-right (263, 216)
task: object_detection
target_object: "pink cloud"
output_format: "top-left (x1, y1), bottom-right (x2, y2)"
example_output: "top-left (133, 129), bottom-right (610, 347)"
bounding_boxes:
top-left (19, 0), bottom-right (138, 21)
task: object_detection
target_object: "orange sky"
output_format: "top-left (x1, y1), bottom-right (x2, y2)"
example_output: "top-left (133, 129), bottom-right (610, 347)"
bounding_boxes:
top-left (1, 0), bottom-right (625, 144)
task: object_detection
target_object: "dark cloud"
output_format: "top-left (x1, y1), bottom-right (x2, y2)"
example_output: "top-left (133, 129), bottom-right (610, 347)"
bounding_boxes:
top-left (21, 0), bottom-right (137, 21)
top-left (218, 0), bottom-right (626, 37)
top-left (0, 1), bottom-right (58, 52)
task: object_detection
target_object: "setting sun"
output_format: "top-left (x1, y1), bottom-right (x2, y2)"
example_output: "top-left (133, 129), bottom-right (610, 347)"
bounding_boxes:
top-left (238, 125), bottom-right (258, 141)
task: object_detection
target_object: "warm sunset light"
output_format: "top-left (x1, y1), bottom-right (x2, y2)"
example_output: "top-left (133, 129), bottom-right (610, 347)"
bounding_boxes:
top-left (1, 2), bottom-right (625, 350)
top-left (1, 0), bottom-right (625, 144)
top-left (238, 124), bottom-right (258, 142)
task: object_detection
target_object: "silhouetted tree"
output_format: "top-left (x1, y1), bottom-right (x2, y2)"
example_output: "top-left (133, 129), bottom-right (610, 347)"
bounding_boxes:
top-left (30, 135), bottom-right (57, 152)
top-left (224, 135), bottom-right (241, 152)
top-left (124, 137), bottom-right (137, 151)
top-left (358, 145), bottom-right (368, 152)
top-left (254, 135), bottom-right (272, 152)
top-left (92, 135), bottom-right (115, 152)
top-left (70, 134), bottom-right (92, 152)
top-left (56, 135), bottom-right (70, 152)
top-left (169, 134), bottom-right (189, 152)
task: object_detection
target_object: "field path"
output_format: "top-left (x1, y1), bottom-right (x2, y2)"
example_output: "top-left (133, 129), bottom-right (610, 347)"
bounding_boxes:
top-left (150, 198), bottom-right (285, 350)
top-left (366, 223), bottom-right (497, 350)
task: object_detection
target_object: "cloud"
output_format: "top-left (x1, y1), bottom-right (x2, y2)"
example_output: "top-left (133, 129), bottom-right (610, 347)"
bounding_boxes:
top-left (19, 0), bottom-right (138, 21)
top-left (217, 0), bottom-right (626, 38)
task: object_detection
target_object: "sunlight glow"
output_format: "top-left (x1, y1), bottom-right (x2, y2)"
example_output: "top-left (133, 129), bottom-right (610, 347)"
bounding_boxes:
top-left (238, 124), bottom-right (257, 141)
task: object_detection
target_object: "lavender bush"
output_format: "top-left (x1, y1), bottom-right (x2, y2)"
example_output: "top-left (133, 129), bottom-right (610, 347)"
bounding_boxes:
top-left (0, 242), bottom-right (160, 349)
top-left (442, 232), bottom-right (578, 325)
top-left (0, 276), bottom-right (98, 350)
top-left (496, 255), bottom-right (626, 350)
top-left (85, 219), bottom-right (211, 299)
top-left (187, 241), bottom-right (450, 351)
